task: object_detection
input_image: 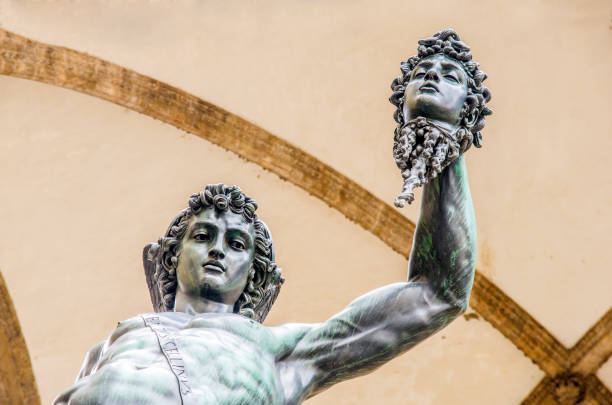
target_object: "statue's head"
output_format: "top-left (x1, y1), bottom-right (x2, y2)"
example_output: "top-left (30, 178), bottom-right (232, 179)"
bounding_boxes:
top-left (144, 184), bottom-right (283, 323)
top-left (390, 29), bottom-right (492, 148)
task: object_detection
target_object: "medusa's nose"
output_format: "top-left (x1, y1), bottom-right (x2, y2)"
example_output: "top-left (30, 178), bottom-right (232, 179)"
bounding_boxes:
top-left (424, 69), bottom-right (440, 82)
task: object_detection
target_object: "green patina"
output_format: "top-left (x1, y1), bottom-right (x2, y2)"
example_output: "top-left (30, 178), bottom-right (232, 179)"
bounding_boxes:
top-left (433, 176), bottom-right (441, 195)
top-left (449, 249), bottom-right (458, 270)
top-left (416, 228), bottom-right (436, 262)
top-left (454, 159), bottom-right (464, 178)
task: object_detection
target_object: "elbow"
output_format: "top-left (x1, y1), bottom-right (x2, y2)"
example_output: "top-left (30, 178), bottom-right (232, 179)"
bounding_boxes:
top-left (436, 302), bottom-right (467, 327)
top-left (422, 286), bottom-right (469, 327)
top-left (446, 295), bottom-right (470, 322)
top-left (453, 298), bottom-right (469, 315)
top-left (444, 290), bottom-right (471, 316)
top-left (443, 265), bottom-right (475, 316)
top-left (437, 287), bottom-right (471, 323)
top-left (443, 299), bottom-right (467, 322)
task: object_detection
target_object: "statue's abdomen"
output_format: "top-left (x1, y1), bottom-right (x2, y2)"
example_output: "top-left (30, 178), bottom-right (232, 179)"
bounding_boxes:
top-left (65, 327), bottom-right (182, 404)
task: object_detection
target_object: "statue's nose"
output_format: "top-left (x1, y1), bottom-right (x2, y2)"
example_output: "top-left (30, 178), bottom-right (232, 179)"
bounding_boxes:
top-left (424, 69), bottom-right (439, 82)
top-left (209, 238), bottom-right (226, 259)
top-left (209, 248), bottom-right (225, 260)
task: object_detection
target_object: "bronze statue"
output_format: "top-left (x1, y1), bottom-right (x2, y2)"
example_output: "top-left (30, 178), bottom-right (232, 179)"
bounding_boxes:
top-left (54, 29), bottom-right (490, 405)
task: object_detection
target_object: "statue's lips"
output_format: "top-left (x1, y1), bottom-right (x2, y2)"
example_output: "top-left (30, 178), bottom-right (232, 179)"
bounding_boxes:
top-left (419, 82), bottom-right (439, 93)
top-left (202, 261), bottom-right (225, 273)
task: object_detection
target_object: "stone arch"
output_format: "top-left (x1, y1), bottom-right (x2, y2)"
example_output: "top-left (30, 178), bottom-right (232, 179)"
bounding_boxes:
top-left (0, 270), bottom-right (41, 404)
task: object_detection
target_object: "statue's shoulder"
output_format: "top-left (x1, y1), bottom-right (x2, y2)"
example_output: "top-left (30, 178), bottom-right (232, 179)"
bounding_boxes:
top-left (267, 322), bottom-right (316, 356)
top-left (107, 312), bottom-right (175, 343)
top-left (76, 340), bottom-right (106, 380)
top-left (106, 314), bottom-right (147, 345)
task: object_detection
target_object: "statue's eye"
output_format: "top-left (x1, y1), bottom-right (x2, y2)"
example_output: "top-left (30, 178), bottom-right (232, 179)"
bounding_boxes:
top-left (445, 74), bottom-right (459, 83)
top-left (230, 240), bottom-right (245, 251)
top-left (194, 233), bottom-right (211, 242)
top-left (414, 72), bottom-right (425, 79)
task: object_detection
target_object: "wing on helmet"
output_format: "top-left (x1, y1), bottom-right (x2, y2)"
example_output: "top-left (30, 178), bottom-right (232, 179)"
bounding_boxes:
top-left (143, 243), bottom-right (164, 312)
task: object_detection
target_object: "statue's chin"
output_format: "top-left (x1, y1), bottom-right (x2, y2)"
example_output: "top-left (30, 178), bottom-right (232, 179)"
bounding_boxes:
top-left (407, 96), bottom-right (462, 127)
top-left (201, 277), bottom-right (226, 296)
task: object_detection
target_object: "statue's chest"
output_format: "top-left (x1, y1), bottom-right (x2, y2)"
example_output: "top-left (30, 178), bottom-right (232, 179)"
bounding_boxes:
top-left (147, 315), bottom-right (282, 404)
top-left (181, 330), bottom-right (278, 396)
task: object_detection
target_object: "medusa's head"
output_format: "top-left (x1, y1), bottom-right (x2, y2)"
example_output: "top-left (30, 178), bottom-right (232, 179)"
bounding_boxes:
top-left (143, 184), bottom-right (283, 323)
top-left (389, 29), bottom-right (493, 207)
top-left (390, 29), bottom-right (492, 148)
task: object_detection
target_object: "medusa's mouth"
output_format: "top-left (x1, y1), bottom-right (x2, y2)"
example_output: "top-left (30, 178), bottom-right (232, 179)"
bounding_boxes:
top-left (419, 82), bottom-right (439, 93)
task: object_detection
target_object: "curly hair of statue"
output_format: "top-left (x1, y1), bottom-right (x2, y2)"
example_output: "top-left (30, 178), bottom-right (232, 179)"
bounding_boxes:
top-left (389, 29), bottom-right (492, 207)
top-left (144, 184), bottom-right (284, 323)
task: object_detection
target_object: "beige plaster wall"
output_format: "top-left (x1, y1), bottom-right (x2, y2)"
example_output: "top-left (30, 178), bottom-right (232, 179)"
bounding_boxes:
top-left (0, 1), bottom-right (610, 403)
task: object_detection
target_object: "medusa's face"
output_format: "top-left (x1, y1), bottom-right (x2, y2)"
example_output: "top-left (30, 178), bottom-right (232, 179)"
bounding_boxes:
top-left (403, 54), bottom-right (468, 127)
top-left (175, 208), bottom-right (255, 308)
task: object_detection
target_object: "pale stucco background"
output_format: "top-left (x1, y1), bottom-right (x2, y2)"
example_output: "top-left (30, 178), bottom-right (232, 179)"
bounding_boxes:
top-left (0, 1), bottom-right (610, 403)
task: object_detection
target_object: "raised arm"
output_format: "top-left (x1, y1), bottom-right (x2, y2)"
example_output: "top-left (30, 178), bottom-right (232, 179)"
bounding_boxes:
top-left (277, 155), bottom-right (476, 401)
top-left (406, 154), bottom-right (476, 308)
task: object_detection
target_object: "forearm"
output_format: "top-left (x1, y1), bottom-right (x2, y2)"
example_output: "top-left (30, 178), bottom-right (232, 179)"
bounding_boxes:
top-left (407, 155), bottom-right (476, 310)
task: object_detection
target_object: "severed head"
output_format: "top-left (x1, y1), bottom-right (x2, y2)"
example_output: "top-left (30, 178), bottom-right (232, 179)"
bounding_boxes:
top-left (389, 29), bottom-right (492, 207)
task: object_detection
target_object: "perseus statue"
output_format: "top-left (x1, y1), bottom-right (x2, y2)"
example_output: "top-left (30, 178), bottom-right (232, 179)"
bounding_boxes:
top-left (54, 28), bottom-right (491, 405)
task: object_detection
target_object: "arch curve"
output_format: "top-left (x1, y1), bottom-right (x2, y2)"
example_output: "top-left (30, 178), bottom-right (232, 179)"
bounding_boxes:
top-left (0, 270), bottom-right (41, 404)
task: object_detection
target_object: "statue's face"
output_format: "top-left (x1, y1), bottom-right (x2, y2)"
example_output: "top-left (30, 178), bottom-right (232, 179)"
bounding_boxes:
top-left (403, 54), bottom-right (468, 127)
top-left (175, 208), bottom-right (255, 307)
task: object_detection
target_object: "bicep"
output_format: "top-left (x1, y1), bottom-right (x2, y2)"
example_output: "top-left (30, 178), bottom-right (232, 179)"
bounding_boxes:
top-left (285, 282), bottom-right (461, 396)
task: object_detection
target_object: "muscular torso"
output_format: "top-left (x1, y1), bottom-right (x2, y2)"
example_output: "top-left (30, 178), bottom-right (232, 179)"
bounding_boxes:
top-left (55, 312), bottom-right (297, 405)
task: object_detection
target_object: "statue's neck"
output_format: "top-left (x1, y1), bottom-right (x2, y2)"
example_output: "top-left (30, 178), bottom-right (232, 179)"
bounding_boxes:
top-left (173, 290), bottom-right (235, 315)
top-left (408, 116), bottom-right (458, 134)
